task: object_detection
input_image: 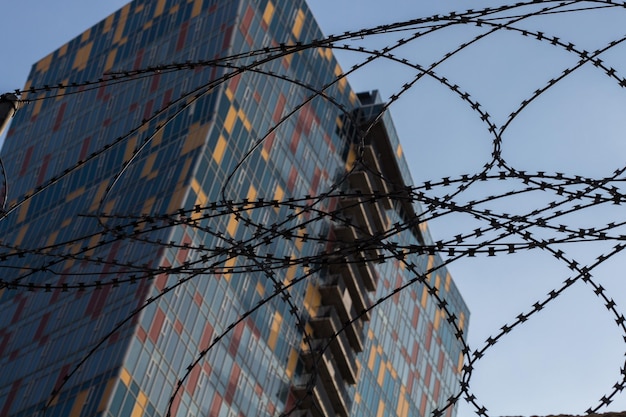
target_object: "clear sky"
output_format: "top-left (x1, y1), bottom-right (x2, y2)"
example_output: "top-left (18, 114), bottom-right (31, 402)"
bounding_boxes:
top-left (3, 1), bottom-right (626, 417)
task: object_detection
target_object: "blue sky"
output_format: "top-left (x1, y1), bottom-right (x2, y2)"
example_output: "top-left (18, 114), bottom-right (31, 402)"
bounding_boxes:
top-left (3, 1), bottom-right (626, 416)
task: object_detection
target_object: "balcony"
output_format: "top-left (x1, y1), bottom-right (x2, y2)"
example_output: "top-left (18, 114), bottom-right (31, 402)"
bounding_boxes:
top-left (300, 343), bottom-right (352, 417)
top-left (319, 275), bottom-right (364, 352)
top-left (309, 306), bottom-right (358, 384)
top-left (293, 374), bottom-right (336, 417)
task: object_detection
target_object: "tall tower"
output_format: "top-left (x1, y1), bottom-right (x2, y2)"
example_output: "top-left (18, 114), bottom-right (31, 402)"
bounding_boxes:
top-left (0, 1), bottom-right (469, 417)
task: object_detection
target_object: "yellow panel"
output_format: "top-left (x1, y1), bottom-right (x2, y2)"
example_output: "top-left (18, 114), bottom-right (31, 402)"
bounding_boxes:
top-left (434, 309), bottom-right (441, 331)
top-left (445, 272), bottom-right (451, 292)
top-left (285, 348), bottom-right (298, 378)
top-left (303, 282), bottom-right (321, 316)
top-left (124, 136), bottom-right (138, 162)
top-left (355, 392), bottom-right (361, 404)
top-left (256, 282), bottom-right (265, 296)
top-left (114, 4), bottom-right (130, 43)
top-left (292, 9), bottom-right (305, 39)
top-left (267, 311), bottom-right (283, 350)
top-left (349, 91), bottom-right (357, 105)
top-left (14, 225), bottom-right (29, 247)
top-left (247, 184), bottom-right (257, 202)
top-left (120, 367), bottom-right (132, 387)
top-left (167, 187), bottom-right (187, 213)
top-left (261, 148), bottom-right (269, 161)
top-left (31, 97), bottom-right (43, 118)
top-left (103, 14), bottom-right (115, 33)
top-left (58, 44), bottom-right (68, 58)
top-left (367, 348), bottom-right (376, 370)
top-left (459, 311), bottom-right (465, 330)
top-left (66, 187), bottom-right (86, 203)
top-left (223, 257), bottom-right (236, 281)
top-left (396, 394), bottom-right (407, 417)
top-left (421, 286), bottom-right (428, 309)
top-left (140, 154), bottom-right (157, 178)
top-left (192, 0), bottom-right (203, 17)
top-left (130, 400), bottom-right (143, 417)
top-left (396, 144), bottom-right (403, 158)
top-left (46, 231), bottom-right (59, 247)
top-left (131, 390), bottom-right (148, 417)
top-left (273, 184), bottom-right (284, 206)
top-left (224, 106), bottom-right (237, 134)
top-left (345, 145), bottom-right (356, 170)
top-left (154, 0), bottom-right (166, 17)
top-left (225, 87), bottom-right (234, 101)
top-left (36, 53), bottom-right (53, 72)
top-left (81, 28), bottom-right (91, 43)
top-left (458, 352), bottom-right (465, 373)
top-left (17, 199), bottom-right (30, 223)
top-left (151, 129), bottom-right (164, 147)
top-left (169, 4), bottom-right (180, 14)
top-left (435, 274), bottom-right (441, 290)
top-left (238, 109), bottom-right (251, 132)
top-left (212, 135), bottom-right (227, 164)
top-left (427, 255), bottom-right (434, 270)
top-left (90, 181), bottom-right (111, 211)
top-left (135, 4), bottom-right (145, 13)
top-left (105, 49), bottom-right (117, 72)
top-left (142, 196), bottom-right (156, 215)
top-left (227, 213), bottom-right (238, 237)
top-left (181, 123), bottom-right (208, 155)
top-left (263, 2), bottom-right (275, 25)
top-left (73, 42), bottom-right (93, 71)
top-left (69, 389), bottom-right (89, 417)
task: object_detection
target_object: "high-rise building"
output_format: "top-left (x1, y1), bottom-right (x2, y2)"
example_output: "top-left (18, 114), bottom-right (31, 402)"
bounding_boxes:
top-left (0, 1), bottom-right (469, 417)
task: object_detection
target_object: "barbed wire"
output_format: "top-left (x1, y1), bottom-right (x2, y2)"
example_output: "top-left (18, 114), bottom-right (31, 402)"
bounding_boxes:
top-left (2, 1), bottom-right (626, 416)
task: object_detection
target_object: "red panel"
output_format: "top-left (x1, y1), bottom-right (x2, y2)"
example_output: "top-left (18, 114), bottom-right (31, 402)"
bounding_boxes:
top-left (263, 132), bottom-right (275, 154)
top-left (150, 73), bottom-right (161, 93)
top-left (148, 307), bottom-right (166, 343)
top-left (176, 22), bottom-right (189, 51)
top-left (411, 340), bottom-right (419, 364)
top-left (86, 285), bottom-right (111, 318)
top-left (437, 350), bottom-right (445, 373)
top-left (210, 392), bottom-right (222, 417)
top-left (289, 131), bottom-right (300, 154)
top-left (193, 291), bottom-right (203, 306)
top-left (225, 363), bottom-right (240, 404)
top-left (162, 88), bottom-right (173, 108)
top-left (143, 99), bottom-right (154, 122)
top-left (425, 322), bottom-right (433, 351)
top-left (309, 167), bottom-right (321, 195)
top-left (424, 363), bottom-right (432, 388)
top-left (239, 5), bottom-right (254, 34)
top-left (411, 305), bottom-right (420, 328)
top-left (34, 312), bottom-right (51, 343)
top-left (187, 365), bottom-right (200, 395)
top-left (37, 154), bottom-right (51, 185)
top-left (133, 48), bottom-right (144, 70)
top-left (19, 146), bottom-right (34, 177)
top-left (79, 137), bottom-right (91, 160)
top-left (229, 74), bottom-right (241, 95)
top-left (228, 323), bottom-right (243, 357)
top-left (174, 319), bottom-right (183, 334)
top-left (433, 378), bottom-right (441, 402)
top-left (137, 326), bottom-right (147, 343)
top-left (273, 94), bottom-right (286, 122)
top-left (52, 102), bottom-right (67, 132)
top-left (287, 166), bottom-right (297, 191)
top-left (0, 379), bottom-right (21, 416)
top-left (10, 297), bottom-right (26, 324)
top-left (200, 322), bottom-right (214, 349)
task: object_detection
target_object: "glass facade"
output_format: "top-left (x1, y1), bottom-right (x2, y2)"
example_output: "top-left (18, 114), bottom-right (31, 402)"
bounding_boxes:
top-left (0, 1), bottom-right (469, 417)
